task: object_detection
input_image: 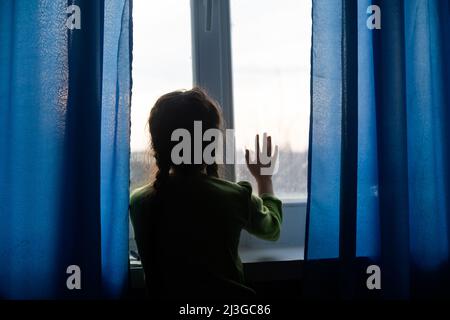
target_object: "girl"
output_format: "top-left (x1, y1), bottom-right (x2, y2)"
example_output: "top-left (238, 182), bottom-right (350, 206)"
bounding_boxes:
top-left (130, 88), bottom-right (282, 298)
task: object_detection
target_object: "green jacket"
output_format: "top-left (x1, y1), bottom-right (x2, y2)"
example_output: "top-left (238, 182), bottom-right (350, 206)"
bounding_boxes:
top-left (130, 174), bottom-right (283, 296)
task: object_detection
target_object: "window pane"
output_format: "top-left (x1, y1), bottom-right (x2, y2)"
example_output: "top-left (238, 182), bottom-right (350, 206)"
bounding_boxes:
top-left (131, 0), bottom-right (192, 191)
top-left (231, 0), bottom-right (311, 200)
top-left (130, 0), bottom-right (192, 256)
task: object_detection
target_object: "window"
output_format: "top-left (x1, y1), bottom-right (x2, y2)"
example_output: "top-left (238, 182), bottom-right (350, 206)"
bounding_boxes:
top-left (129, 0), bottom-right (192, 266)
top-left (130, 0), bottom-right (311, 201)
top-left (231, 0), bottom-right (311, 201)
top-left (130, 0), bottom-right (192, 191)
top-left (130, 0), bottom-right (311, 264)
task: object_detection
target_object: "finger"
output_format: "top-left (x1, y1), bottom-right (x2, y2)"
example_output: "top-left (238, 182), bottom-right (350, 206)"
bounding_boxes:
top-left (255, 134), bottom-right (260, 163)
top-left (262, 133), bottom-right (268, 156)
top-left (272, 145), bottom-right (279, 163)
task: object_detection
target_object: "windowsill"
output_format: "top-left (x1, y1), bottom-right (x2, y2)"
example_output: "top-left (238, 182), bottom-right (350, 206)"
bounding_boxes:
top-left (129, 245), bottom-right (305, 270)
top-left (239, 246), bottom-right (304, 263)
top-left (129, 246), bottom-right (305, 290)
top-left (280, 199), bottom-right (307, 207)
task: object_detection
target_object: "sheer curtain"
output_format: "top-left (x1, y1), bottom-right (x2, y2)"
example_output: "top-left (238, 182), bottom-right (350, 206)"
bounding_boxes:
top-left (306, 0), bottom-right (450, 299)
top-left (0, 0), bottom-right (131, 299)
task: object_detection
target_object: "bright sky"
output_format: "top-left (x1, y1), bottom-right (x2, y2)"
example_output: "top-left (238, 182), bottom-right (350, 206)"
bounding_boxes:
top-left (131, 0), bottom-right (312, 153)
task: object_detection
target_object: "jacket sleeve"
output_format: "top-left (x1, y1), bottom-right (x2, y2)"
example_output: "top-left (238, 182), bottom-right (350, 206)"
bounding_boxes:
top-left (238, 181), bottom-right (283, 241)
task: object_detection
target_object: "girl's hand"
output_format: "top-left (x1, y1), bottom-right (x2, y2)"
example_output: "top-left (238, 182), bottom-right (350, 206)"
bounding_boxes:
top-left (245, 134), bottom-right (279, 195)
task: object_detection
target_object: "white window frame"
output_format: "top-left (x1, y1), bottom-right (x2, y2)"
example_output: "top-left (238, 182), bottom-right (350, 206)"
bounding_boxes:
top-left (130, 1), bottom-right (308, 265)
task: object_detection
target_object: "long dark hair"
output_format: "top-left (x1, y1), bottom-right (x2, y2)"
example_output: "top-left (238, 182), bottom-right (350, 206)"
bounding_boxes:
top-left (148, 87), bottom-right (224, 192)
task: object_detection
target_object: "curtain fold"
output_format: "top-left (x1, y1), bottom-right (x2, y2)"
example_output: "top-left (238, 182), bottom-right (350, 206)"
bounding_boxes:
top-left (307, 0), bottom-right (450, 299)
top-left (0, 0), bottom-right (131, 299)
top-left (306, 0), bottom-right (343, 261)
top-left (101, 0), bottom-right (132, 297)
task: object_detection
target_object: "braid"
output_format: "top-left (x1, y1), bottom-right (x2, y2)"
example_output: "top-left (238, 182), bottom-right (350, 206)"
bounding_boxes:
top-left (206, 163), bottom-right (219, 178)
top-left (153, 155), bottom-right (170, 193)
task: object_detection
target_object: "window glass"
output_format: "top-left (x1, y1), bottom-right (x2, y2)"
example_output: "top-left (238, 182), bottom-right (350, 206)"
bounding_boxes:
top-left (130, 0), bottom-right (192, 255)
top-left (131, 0), bottom-right (193, 192)
top-left (231, 0), bottom-right (312, 200)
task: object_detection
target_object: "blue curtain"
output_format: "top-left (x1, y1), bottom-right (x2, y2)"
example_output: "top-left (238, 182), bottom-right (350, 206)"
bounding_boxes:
top-left (0, 0), bottom-right (131, 299)
top-left (306, 0), bottom-right (450, 299)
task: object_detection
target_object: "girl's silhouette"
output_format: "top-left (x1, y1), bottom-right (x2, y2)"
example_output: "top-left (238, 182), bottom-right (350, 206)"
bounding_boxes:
top-left (130, 88), bottom-right (282, 298)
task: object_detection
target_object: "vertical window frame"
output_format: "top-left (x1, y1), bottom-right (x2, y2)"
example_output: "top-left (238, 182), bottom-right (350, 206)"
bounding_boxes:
top-left (191, 0), bottom-right (235, 181)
